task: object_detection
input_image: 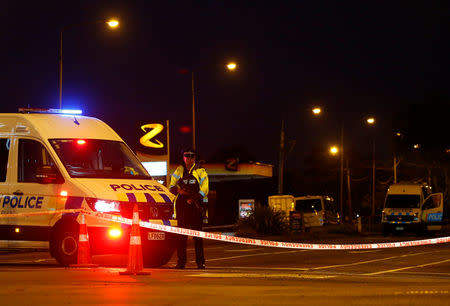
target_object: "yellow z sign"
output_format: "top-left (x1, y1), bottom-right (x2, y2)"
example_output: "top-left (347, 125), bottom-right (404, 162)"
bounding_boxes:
top-left (139, 124), bottom-right (164, 148)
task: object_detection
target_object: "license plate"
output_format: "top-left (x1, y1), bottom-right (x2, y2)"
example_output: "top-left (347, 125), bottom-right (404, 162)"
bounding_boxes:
top-left (148, 232), bottom-right (165, 240)
top-left (395, 226), bottom-right (404, 231)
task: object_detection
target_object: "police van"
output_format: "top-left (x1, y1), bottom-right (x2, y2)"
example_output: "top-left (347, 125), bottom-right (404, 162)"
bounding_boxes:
top-left (381, 183), bottom-right (443, 235)
top-left (0, 108), bottom-right (177, 267)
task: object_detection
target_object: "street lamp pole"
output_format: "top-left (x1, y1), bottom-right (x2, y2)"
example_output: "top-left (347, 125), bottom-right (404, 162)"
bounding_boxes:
top-left (191, 71), bottom-right (196, 152)
top-left (278, 107), bottom-right (321, 195)
top-left (58, 19), bottom-right (119, 109)
top-left (190, 62), bottom-right (237, 153)
top-left (339, 124), bottom-right (344, 221)
top-left (59, 31), bottom-right (63, 109)
top-left (371, 137), bottom-right (376, 218)
top-left (278, 118), bottom-right (285, 195)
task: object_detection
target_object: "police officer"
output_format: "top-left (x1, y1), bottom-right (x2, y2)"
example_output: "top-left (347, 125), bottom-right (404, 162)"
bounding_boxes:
top-left (169, 148), bottom-right (208, 269)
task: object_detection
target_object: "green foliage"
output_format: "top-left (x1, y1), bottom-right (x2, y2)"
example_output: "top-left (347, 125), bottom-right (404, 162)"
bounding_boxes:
top-left (237, 204), bottom-right (289, 235)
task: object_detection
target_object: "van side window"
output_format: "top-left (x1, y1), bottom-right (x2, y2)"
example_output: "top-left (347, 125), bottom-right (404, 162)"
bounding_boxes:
top-left (0, 138), bottom-right (10, 182)
top-left (422, 194), bottom-right (441, 210)
top-left (18, 139), bottom-right (56, 182)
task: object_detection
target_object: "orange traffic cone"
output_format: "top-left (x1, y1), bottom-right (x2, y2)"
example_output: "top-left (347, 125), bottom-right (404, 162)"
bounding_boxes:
top-left (70, 213), bottom-right (99, 268)
top-left (119, 204), bottom-right (150, 275)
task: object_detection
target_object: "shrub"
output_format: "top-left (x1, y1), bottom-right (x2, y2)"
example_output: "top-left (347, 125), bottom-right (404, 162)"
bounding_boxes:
top-left (237, 204), bottom-right (289, 235)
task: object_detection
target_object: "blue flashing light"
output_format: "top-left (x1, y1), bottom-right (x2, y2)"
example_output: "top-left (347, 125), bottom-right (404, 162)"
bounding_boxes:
top-left (18, 108), bottom-right (83, 115)
top-left (49, 108), bottom-right (83, 115)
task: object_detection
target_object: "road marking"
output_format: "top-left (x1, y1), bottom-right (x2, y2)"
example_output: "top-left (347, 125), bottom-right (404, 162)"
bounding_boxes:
top-left (392, 271), bottom-right (450, 277)
top-left (395, 290), bottom-right (449, 295)
top-left (188, 246), bottom-right (224, 251)
top-left (224, 248), bottom-right (265, 252)
top-left (195, 249), bottom-right (309, 263)
top-left (364, 258), bottom-right (450, 276)
top-left (187, 272), bottom-right (335, 279)
top-left (308, 251), bottom-right (436, 271)
top-left (348, 250), bottom-right (381, 254)
top-left (208, 266), bottom-right (309, 271)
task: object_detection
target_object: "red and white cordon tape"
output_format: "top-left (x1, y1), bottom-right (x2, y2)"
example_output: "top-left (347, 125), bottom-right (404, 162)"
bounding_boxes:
top-left (89, 210), bottom-right (450, 250)
top-left (0, 209), bottom-right (83, 218)
top-left (2, 209), bottom-right (450, 250)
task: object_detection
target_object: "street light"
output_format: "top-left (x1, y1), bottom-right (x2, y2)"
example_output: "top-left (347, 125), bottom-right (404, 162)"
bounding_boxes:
top-left (312, 107), bottom-right (322, 115)
top-left (226, 62), bottom-right (237, 71)
top-left (59, 19), bottom-right (119, 108)
top-left (106, 19), bottom-right (119, 28)
top-left (329, 146), bottom-right (339, 155)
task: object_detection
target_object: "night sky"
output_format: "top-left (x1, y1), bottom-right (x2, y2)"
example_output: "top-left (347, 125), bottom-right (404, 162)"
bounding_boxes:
top-left (2, 1), bottom-right (448, 170)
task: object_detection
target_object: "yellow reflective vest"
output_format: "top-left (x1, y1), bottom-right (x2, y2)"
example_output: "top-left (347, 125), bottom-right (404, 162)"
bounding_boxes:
top-left (169, 163), bottom-right (209, 202)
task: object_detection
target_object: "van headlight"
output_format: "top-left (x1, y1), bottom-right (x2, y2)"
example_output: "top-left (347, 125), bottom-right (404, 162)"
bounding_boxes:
top-left (86, 198), bottom-right (120, 213)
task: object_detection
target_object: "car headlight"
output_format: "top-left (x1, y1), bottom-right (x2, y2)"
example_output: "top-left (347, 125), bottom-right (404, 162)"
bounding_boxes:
top-left (86, 198), bottom-right (120, 213)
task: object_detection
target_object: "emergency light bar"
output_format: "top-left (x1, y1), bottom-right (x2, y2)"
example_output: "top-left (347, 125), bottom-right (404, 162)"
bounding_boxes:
top-left (18, 107), bottom-right (83, 115)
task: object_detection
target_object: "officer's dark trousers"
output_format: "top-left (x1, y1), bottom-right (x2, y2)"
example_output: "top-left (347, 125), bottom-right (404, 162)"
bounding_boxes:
top-left (176, 199), bottom-right (205, 266)
top-left (177, 234), bottom-right (204, 266)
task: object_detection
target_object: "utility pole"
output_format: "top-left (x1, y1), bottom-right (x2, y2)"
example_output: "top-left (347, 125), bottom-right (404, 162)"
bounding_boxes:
top-left (191, 71), bottom-right (196, 152)
top-left (346, 159), bottom-right (352, 219)
top-left (339, 124), bottom-right (344, 221)
top-left (371, 138), bottom-right (376, 219)
top-left (278, 119), bottom-right (285, 195)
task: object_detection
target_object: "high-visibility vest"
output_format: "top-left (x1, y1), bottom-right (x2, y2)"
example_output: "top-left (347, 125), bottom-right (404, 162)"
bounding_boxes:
top-left (169, 163), bottom-right (209, 202)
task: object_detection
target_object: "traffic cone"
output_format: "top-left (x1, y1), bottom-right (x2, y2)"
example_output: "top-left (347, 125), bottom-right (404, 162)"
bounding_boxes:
top-left (119, 204), bottom-right (150, 275)
top-left (70, 213), bottom-right (99, 268)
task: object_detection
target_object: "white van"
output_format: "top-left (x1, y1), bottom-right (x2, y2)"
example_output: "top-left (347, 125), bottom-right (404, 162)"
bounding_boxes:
top-left (268, 194), bottom-right (339, 228)
top-left (0, 109), bottom-right (177, 267)
top-left (382, 183), bottom-right (443, 235)
top-left (294, 195), bottom-right (340, 227)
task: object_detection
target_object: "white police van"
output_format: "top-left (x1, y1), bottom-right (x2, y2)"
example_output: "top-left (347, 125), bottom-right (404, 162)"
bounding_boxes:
top-left (382, 183), bottom-right (443, 235)
top-left (0, 108), bottom-right (177, 267)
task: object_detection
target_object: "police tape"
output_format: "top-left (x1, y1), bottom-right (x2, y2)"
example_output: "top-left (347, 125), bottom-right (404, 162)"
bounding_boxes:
top-left (2, 209), bottom-right (450, 250)
top-left (0, 209), bottom-right (84, 218)
top-left (88, 210), bottom-right (450, 250)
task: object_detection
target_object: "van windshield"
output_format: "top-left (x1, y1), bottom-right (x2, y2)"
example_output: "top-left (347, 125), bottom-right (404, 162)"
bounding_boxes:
top-left (50, 139), bottom-right (152, 179)
top-left (295, 199), bottom-right (322, 212)
top-left (384, 194), bottom-right (420, 208)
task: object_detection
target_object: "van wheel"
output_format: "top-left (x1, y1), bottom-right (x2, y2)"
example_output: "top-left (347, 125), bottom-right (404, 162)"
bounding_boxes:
top-left (51, 227), bottom-right (79, 266)
top-left (382, 225), bottom-right (391, 236)
top-left (143, 247), bottom-right (176, 268)
top-left (142, 232), bottom-right (177, 268)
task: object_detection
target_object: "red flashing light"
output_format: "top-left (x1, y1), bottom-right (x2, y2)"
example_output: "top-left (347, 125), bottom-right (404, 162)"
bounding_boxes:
top-left (77, 139), bottom-right (86, 145)
top-left (179, 126), bottom-right (192, 133)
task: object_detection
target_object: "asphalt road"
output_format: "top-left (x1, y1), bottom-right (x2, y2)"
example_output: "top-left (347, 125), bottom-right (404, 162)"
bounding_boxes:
top-left (1, 234), bottom-right (449, 305)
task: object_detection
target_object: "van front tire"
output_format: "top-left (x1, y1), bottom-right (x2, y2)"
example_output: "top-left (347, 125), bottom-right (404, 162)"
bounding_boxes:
top-left (382, 224), bottom-right (391, 236)
top-left (51, 223), bottom-right (79, 266)
top-left (142, 232), bottom-right (177, 268)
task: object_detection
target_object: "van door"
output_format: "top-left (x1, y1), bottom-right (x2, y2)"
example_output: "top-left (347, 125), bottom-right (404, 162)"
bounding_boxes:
top-left (9, 138), bottom-right (64, 246)
top-left (0, 138), bottom-right (12, 247)
top-left (421, 193), bottom-right (443, 231)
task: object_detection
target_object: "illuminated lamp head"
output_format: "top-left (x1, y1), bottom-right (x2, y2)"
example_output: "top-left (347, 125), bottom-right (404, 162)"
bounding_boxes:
top-left (77, 139), bottom-right (86, 145)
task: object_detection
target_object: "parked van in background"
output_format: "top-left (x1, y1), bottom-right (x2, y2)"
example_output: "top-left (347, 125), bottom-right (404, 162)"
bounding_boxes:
top-left (382, 183), bottom-right (444, 235)
top-left (294, 195), bottom-right (340, 228)
top-left (268, 194), bottom-right (339, 228)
